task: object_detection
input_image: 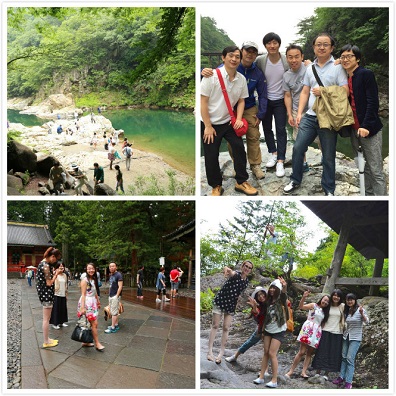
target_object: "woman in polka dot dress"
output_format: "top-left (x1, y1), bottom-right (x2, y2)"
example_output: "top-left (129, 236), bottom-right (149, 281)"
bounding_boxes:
top-left (207, 260), bottom-right (253, 364)
top-left (36, 247), bottom-right (62, 348)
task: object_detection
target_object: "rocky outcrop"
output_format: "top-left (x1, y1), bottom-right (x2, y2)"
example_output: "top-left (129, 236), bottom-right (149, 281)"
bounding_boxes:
top-left (200, 141), bottom-right (389, 196)
top-left (7, 141), bottom-right (37, 174)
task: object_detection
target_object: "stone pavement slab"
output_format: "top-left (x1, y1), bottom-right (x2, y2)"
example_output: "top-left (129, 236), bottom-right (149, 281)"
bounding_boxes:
top-left (20, 280), bottom-right (195, 389)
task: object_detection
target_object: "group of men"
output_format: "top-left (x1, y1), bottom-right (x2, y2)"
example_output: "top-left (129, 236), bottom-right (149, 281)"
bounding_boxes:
top-left (201, 32), bottom-right (386, 196)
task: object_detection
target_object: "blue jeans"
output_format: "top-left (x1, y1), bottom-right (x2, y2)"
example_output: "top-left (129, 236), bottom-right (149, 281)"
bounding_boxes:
top-left (262, 99), bottom-right (287, 161)
top-left (238, 329), bottom-right (262, 354)
top-left (290, 114), bottom-right (337, 193)
top-left (340, 337), bottom-right (361, 383)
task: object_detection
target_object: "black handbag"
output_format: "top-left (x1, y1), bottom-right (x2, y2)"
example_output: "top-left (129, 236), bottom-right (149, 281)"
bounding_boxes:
top-left (71, 314), bottom-right (93, 343)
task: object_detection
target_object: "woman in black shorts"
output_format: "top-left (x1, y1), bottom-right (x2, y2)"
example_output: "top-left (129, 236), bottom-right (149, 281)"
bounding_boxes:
top-left (254, 277), bottom-right (287, 388)
top-left (36, 247), bottom-right (62, 348)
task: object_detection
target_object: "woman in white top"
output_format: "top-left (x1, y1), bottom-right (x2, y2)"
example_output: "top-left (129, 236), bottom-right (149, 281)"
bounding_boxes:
top-left (49, 262), bottom-right (69, 329)
top-left (312, 289), bottom-right (345, 380)
top-left (332, 293), bottom-right (369, 389)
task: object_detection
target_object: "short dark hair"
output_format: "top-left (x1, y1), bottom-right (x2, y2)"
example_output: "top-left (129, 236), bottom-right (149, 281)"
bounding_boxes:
top-left (222, 45), bottom-right (242, 58)
top-left (312, 32), bottom-right (335, 47)
top-left (263, 32), bottom-right (281, 46)
top-left (340, 44), bottom-right (361, 62)
top-left (94, 162), bottom-right (99, 167)
top-left (286, 44), bottom-right (303, 55)
top-left (53, 160), bottom-right (60, 167)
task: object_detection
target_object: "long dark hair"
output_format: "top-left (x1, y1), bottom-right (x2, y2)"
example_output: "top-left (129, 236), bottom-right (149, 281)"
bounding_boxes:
top-left (267, 285), bottom-right (280, 304)
top-left (344, 293), bottom-right (359, 318)
top-left (330, 289), bottom-right (344, 306)
top-left (85, 262), bottom-right (99, 292)
top-left (317, 294), bottom-right (331, 327)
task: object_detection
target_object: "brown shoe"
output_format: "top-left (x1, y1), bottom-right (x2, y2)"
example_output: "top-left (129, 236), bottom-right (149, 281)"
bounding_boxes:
top-left (251, 165), bottom-right (265, 180)
top-left (235, 181), bottom-right (258, 196)
top-left (211, 185), bottom-right (224, 196)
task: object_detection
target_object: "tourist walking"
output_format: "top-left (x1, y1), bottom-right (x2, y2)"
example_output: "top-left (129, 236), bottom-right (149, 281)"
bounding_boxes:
top-left (78, 263), bottom-right (105, 351)
top-left (285, 291), bottom-right (330, 379)
top-left (254, 277), bottom-right (287, 388)
top-left (156, 266), bottom-right (171, 303)
top-left (312, 289), bottom-right (345, 380)
top-left (91, 132), bottom-right (98, 150)
top-left (26, 269), bottom-right (33, 287)
top-left (71, 165), bottom-right (87, 195)
top-left (50, 261), bottom-right (69, 329)
top-left (104, 262), bottom-right (123, 334)
top-left (49, 161), bottom-right (65, 195)
top-left (332, 293), bottom-right (369, 389)
top-left (108, 142), bottom-right (116, 170)
top-left (207, 261), bottom-right (253, 364)
top-left (122, 143), bottom-right (133, 171)
top-left (136, 265), bottom-right (144, 299)
top-left (225, 286), bottom-right (267, 363)
top-left (36, 247), bottom-right (62, 348)
top-left (114, 165), bottom-right (125, 193)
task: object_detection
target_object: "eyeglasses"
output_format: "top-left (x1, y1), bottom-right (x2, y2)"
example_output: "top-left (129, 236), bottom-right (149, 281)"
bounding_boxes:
top-left (314, 43), bottom-right (331, 48)
top-left (340, 54), bottom-right (355, 61)
top-left (244, 265), bottom-right (253, 270)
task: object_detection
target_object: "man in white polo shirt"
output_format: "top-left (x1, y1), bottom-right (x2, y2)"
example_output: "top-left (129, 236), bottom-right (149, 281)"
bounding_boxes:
top-left (201, 45), bottom-right (258, 196)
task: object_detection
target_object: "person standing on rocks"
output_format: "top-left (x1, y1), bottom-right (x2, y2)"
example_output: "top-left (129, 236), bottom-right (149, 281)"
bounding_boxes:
top-left (201, 41), bottom-right (268, 180)
top-left (283, 33), bottom-right (348, 196)
top-left (122, 143), bottom-right (133, 171)
top-left (311, 289), bottom-right (345, 381)
top-left (36, 247), bottom-right (62, 348)
top-left (339, 44), bottom-right (387, 196)
top-left (332, 293), bottom-right (369, 389)
top-left (254, 277), bottom-right (287, 388)
top-left (114, 165), bottom-right (125, 193)
top-left (225, 286), bottom-right (268, 364)
top-left (93, 163), bottom-right (104, 185)
top-left (285, 291), bottom-right (330, 379)
top-left (201, 45), bottom-right (258, 196)
top-left (108, 142), bottom-right (116, 170)
top-left (49, 161), bottom-right (65, 195)
top-left (207, 261), bottom-right (253, 364)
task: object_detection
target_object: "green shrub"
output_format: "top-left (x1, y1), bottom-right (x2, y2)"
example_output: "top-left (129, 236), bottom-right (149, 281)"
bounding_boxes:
top-left (200, 288), bottom-right (215, 313)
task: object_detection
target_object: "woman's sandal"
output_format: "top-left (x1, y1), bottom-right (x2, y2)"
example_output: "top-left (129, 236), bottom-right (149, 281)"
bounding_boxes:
top-left (207, 353), bottom-right (215, 362)
top-left (215, 356), bottom-right (222, 364)
top-left (82, 343), bottom-right (95, 347)
top-left (96, 345), bottom-right (105, 351)
top-left (300, 374), bottom-right (309, 379)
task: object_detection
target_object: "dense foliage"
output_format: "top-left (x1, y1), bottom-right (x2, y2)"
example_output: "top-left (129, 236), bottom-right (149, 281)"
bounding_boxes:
top-left (7, 201), bottom-right (195, 281)
top-left (296, 7), bottom-right (389, 90)
top-left (7, 7), bottom-right (195, 109)
top-left (200, 201), bottom-right (387, 282)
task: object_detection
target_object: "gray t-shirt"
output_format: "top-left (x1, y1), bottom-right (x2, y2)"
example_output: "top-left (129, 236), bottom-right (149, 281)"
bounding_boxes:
top-left (283, 64), bottom-right (308, 111)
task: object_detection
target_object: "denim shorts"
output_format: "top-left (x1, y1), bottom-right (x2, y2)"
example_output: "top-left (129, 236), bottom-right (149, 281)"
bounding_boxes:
top-left (264, 330), bottom-right (285, 343)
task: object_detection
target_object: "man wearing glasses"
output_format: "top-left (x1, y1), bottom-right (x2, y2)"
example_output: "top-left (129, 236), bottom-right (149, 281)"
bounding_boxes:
top-left (339, 44), bottom-right (387, 196)
top-left (284, 33), bottom-right (348, 196)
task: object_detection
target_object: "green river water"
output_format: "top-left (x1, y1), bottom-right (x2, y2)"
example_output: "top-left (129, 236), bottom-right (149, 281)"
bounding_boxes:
top-left (7, 108), bottom-right (195, 177)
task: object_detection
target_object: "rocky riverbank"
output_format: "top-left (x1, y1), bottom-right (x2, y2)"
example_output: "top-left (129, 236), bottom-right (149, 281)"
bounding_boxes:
top-left (7, 115), bottom-right (194, 196)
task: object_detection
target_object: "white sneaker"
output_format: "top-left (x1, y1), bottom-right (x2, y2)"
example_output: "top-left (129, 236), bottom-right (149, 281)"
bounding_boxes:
top-left (52, 325), bottom-right (60, 329)
top-left (265, 154), bottom-right (277, 168)
top-left (164, 298), bottom-right (171, 302)
top-left (265, 381), bottom-right (278, 388)
top-left (253, 378), bottom-right (265, 384)
top-left (225, 355), bottom-right (237, 363)
top-left (276, 162), bottom-right (285, 177)
top-left (61, 323), bottom-right (68, 327)
top-left (156, 298), bottom-right (162, 303)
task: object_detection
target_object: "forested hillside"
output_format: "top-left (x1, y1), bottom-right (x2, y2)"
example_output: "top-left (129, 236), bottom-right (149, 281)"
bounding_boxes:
top-left (7, 7), bottom-right (195, 109)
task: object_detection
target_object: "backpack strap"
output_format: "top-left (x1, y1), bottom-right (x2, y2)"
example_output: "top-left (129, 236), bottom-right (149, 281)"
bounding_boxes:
top-left (312, 65), bottom-right (324, 87)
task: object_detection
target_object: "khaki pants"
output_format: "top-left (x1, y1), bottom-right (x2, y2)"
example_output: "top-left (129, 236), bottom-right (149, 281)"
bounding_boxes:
top-left (228, 105), bottom-right (262, 166)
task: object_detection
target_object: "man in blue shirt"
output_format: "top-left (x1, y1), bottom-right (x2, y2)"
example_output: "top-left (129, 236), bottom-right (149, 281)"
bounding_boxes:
top-left (104, 262), bottom-right (123, 333)
top-left (284, 33), bottom-right (348, 196)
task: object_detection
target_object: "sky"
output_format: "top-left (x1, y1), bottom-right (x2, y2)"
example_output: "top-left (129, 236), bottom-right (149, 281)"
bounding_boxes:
top-left (199, 199), bottom-right (329, 253)
top-left (200, 3), bottom-right (317, 53)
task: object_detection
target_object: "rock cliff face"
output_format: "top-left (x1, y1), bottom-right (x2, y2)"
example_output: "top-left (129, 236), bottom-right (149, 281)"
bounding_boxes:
top-left (200, 270), bottom-right (389, 390)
